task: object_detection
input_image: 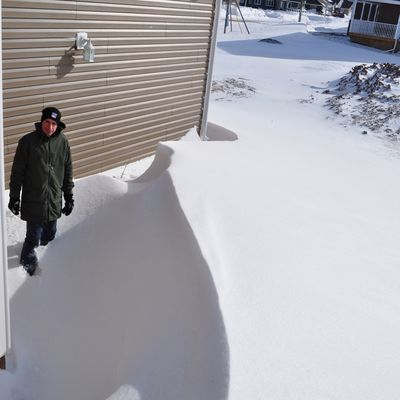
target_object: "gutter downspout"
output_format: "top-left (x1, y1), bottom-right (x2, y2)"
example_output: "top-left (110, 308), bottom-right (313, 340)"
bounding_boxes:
top-left (387, 14), bottom-right (400, 53)
top-left (200, 0), bottom-right (221, 141)
top-left (0, 0), bottom-right (11, 358)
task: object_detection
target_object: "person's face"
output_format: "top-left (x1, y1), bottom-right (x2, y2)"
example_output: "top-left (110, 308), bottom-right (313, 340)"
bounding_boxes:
top-left (41, 118), bottom-right (58, 136)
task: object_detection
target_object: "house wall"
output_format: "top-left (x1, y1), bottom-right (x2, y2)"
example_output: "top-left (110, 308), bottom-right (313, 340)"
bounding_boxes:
top-left (349, 0), bottom-right (399, 49)
top-left (349, 31), bottom-right (396, 49)
top-left (2, 0), bottom-right (216, 182)
top-left (377, 4), bottom-right (399, 24)
top-left (353, 0), bottom-right (400, 24)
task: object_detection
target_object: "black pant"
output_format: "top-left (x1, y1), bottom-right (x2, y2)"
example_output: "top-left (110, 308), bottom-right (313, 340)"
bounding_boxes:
top-left (20, 221), bottom-right (57, 265)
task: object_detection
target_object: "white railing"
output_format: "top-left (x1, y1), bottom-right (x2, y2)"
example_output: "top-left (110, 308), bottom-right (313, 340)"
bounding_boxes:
top-left (350, 19), bottom-right (397, 39)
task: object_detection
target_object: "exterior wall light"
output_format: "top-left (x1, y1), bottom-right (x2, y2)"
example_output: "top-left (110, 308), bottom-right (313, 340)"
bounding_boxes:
top-left (75, 32), bottom-right (95, 63)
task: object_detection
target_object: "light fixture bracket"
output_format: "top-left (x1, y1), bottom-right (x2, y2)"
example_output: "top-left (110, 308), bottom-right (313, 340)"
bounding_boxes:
top-left (75, 32), bottom-right (88, 50)
top-left (75, 32), bottom-right (95, 63)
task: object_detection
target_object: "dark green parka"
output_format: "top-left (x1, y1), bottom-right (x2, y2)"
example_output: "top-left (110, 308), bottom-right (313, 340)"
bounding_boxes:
top-left (9, 122), bottom-right (74, 222)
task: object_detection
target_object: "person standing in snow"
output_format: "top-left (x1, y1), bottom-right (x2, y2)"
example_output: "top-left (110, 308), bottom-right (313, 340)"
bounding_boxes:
top-left (8, 107), bottom-right (74, 276)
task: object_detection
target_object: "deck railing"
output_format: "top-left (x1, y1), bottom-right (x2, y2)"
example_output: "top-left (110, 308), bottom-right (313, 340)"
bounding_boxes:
top-left (349, 19), bottom-right (397, 39)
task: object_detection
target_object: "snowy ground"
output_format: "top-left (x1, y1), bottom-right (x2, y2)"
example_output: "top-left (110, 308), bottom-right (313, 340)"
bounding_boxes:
top-left (2, 8), bottom-right (400, 400)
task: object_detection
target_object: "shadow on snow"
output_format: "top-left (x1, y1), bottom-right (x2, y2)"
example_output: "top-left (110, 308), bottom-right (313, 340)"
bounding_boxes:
top-left (218, 32), bottom-right (400, 64)
top-left (7, 163), bottom-right (230, 400)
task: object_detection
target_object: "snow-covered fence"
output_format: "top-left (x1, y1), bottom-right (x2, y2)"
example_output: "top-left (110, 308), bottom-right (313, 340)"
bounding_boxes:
top-left (349, 20), bottom-right (397, 39)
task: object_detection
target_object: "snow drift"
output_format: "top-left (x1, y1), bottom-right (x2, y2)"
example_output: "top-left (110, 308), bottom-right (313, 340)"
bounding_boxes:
top-left (3, 145), bottom-right (229, 400)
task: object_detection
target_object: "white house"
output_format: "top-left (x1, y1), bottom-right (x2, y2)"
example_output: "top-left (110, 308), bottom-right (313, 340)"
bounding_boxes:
top-left (348, 0), bottom-right (400, 50)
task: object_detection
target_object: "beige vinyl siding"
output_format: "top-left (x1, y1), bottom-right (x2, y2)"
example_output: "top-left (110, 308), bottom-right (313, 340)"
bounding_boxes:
top-left (2, 0), bottom-right (216, 181)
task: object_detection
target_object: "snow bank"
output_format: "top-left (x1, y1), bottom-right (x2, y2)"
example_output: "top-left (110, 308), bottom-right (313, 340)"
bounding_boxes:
top-left (106, 385), bottom-right (140, 400)
top-left (222, 5), bottom-right (349, 31)
top-left (4, 127), bottom-right (400, 399)
top-left (165, 134), bottom-right (400, 400)
top-left (4, 157), bottom-right (229, 400)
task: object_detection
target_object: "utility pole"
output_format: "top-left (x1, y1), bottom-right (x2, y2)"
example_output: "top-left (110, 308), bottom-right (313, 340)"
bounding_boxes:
top-left (298, 0), bottom-right (305, 22)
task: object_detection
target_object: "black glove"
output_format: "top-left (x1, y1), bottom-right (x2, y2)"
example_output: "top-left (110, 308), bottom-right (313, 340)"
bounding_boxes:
top-left (8, 198), bottom-right (20, 216)
top-left (62, 194), bottom-right (74, 216)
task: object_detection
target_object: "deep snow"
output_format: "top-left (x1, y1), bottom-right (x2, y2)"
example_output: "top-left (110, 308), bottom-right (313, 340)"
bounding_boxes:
top-left (2, 8), bottom-right (400, 400)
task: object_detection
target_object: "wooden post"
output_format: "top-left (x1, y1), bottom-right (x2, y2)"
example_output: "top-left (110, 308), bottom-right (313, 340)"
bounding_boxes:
top-left (298, 0), bottom-right (304, 22)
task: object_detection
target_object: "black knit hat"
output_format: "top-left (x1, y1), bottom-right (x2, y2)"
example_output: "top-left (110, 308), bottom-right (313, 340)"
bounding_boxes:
top-left (41, 107), bottom-right (65, 129)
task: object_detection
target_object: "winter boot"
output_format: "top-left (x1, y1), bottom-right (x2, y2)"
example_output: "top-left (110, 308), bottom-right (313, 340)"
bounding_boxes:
top-left (20, 241), bottom-right (38, 276)
top-left (23, 262), bottom-right (38, 276)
